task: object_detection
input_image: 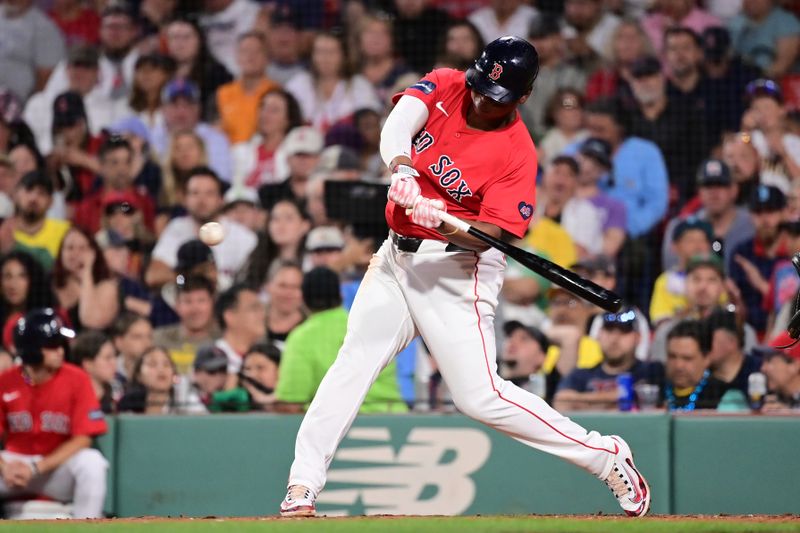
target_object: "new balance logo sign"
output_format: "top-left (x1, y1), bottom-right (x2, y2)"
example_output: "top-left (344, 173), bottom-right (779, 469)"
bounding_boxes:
top-left (317, 427), bottom-right (491, 516)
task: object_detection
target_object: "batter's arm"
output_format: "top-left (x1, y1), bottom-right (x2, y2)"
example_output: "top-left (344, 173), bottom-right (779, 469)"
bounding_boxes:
top-left (380, 95), bottom-right (429, 170)
top-left (436, 219), bottom-right (506, 253)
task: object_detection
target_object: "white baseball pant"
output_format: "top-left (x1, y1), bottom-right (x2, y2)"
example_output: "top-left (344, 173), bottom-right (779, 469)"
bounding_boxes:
top-left (289, 237), bottom-right (618, 494)
top-left (0, 449), bottom-right (108, 518)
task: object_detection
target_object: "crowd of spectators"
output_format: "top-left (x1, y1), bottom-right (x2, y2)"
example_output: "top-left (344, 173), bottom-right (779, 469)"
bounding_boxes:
top-left (0, 0), bottom-right (799, 416)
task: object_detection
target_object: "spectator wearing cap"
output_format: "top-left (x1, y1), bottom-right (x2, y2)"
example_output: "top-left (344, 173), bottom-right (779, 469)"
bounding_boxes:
top-left (701, 27), bottom-right (761, 137)
top-left (760, 331), bottom-right (800, 410)
top-left (45, 5), bottom-right (140, 103)
top-left (0, 171), bottom-right (69, 271)
top-left (642, 0), bottom-right (721, 57)
top-left (467, 0), bottom-right (538, 44)
top-left (706, 307), bottom-right (762, 397)
top-left (150, 79), bottom-right (233, 182)
top-left (574, 137), bottom-right (627, 258)
top-left (192, 344), bottom-right (229, 406)
top-left (106, 116), bottom-right (163, 203)
top-left (650, 216), bottom-right (713, 324)
top-left (500, 320), bottom-right (561, 404)
top-left (286, 32), bottom-right (381, 132)
top-left (210, 341), bottom-right (281, 412)
top-left (729, 184), bottom-right (789, 334)
top-left (216, 31), bottom-right (280, 144)
top-left (317, 145), bottom-right (364, 182)
top-left (48, 0), bottom-right (101, 47)
top-left (25, 46), bottom-right (131, 156)
top-left (73, 136), bottom-right (156, 235)
top-left (45, 91), bottom-right (105, 203)
top-left (198, 0), bottom-right (262, 77)
top-left (231, 89), bottom-right (303, 188)
top-left (519, 14), bottom-right (587, 140)
top-left (127, 53), bottom-right (176, 133)
top-left (542, 285), bottom-right (603, 373)
top-left (0, 0), bottom-right (64, 100)
top-left (627, 54), bottom-right (710, 206)
top-left (154, 275), bottom-right (221, 375)
top-left (741, 79), bottom-right (800, 191)
top-left (257, 126), bottom-right (323, 210)
top-left (305, 226), bottom-right (345, 271)
top-left (265, 7), bottom-right (307, 85)
top-left (73, 330), bottom-right (118, 414)
top-left (164, 18), bottom-right (233, 123)
top-left (729, 0), bottom-right (800, 78)
top-left (554, 307), bottom-right (664, 412)
top-left (664, 319), bottom-right (726, 411)
top-left (147, 168), bottom-right (257, 291)
top-left (213, 283), bottom-right (267, 390)
top-left (663, 159), bottom-right (755, 272)
top-left (355, 14), bottom-right (415, 106)
top-left (652, 254), bottom-right (757, 362)
top-left (222, 187), bottom-right (264, 233)
top-left (562, 0), bottom-right (621, 65)
top-left (275, 267), bottom-right (406, 413)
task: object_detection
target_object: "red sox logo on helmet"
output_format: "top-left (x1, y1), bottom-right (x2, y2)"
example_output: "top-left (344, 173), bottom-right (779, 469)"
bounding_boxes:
top-left (489, 62), bottom-right (503, 81)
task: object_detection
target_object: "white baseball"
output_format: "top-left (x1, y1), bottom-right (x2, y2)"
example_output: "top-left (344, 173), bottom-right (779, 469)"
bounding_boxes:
top-left (199, 221), bottom-right (225, 246)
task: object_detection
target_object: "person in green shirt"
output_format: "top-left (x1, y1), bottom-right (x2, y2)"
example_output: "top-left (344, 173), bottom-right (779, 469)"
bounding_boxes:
top-left (275, 267), bottom-right (406, 414)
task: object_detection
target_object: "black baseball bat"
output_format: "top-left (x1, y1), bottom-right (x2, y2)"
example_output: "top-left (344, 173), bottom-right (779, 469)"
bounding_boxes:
top-left (439, 211), bottom-right (623, 312)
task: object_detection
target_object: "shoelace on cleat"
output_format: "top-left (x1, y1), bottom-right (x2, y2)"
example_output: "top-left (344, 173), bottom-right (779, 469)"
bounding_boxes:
top-left (604, 465), bottom-right (632, 499)
top-left (286, 485), bottom-right (312, 502)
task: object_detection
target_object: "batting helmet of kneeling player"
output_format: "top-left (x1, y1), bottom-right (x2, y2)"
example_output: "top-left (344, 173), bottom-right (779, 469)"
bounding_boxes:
top-left (14, 308), bottom-right (75, 368)
top-left (465, 35), bottom-right (540, 112)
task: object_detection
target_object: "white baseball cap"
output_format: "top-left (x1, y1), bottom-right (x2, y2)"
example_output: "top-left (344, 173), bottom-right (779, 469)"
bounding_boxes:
top-left (283, 126), bottom-right (324, 157)
top-left (305, 226), bottom-right (345, 252)
top-left (223, 186), bottom-right (260, 207)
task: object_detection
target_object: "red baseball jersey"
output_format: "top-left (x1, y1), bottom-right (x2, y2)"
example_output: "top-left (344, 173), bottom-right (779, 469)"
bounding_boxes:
top-left (387, 68), bottom-right (538, 240)
top-left (0, 363), bottom-right (107, 456)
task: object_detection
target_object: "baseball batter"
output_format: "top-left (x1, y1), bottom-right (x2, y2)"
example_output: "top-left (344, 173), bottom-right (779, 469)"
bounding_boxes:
top-left (280, 37), bottom-right (650, 518)
top-left (0, 308), bottom-right (108, 518)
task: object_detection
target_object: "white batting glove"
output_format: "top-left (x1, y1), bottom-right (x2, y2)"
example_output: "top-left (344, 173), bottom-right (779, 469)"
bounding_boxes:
top-left (388, 165), bottom-right (421, 209)
top-left (407, 196), bottom-right (446, 229)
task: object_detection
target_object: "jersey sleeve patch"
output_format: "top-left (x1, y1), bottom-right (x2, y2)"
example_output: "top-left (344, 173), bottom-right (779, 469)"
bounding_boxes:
top-left (409, 80), bottom-right (436, 95)
top-left (88, 409), bottom-right (104, 421)
top-left (518, 201), bottom-right (534, 220)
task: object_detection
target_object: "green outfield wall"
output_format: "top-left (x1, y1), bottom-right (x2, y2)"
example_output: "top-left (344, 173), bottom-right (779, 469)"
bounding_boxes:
top-left (94, 413), bottom-right (798, 517)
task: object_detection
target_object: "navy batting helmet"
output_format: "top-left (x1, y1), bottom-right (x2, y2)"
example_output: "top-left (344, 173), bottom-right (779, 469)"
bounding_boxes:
top-left (466, 36), bottom-right (540, 104)
top-left (14, 308), bottom-right (74, 366)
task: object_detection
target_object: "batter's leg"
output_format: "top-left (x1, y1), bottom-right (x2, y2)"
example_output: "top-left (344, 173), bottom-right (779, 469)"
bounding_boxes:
top-left (403, 249), bottom-right (616, 478)
top-left (288, 240), bottom-right (417, 495)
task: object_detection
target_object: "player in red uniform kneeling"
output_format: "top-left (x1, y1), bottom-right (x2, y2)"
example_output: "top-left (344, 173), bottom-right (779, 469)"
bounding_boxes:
top-left (0, 309), bottom-right (108, 518)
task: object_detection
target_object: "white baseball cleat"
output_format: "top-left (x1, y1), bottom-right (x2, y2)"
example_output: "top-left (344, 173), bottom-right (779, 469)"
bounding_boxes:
top-left (603, 436), bottom-right (651, 517)
top-left (280, 485), bottom-right (316, 517)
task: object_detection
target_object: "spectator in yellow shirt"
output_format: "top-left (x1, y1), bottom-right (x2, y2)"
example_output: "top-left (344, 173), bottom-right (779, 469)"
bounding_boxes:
top-left (216, 31), bottom-right (279, 144)
top-left (650, 216), bottom-right (713, 325)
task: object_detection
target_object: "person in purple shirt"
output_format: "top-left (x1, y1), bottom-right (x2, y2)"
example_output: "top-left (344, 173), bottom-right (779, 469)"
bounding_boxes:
top-left (575, 137), bottom-right (627, 259)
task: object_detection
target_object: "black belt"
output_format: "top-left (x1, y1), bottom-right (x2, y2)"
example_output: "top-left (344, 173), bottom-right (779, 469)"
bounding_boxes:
top-left (390, 231), bottom-right (469, 253)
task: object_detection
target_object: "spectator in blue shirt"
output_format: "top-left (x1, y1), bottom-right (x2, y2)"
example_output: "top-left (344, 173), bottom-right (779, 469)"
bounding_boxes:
top-left (728, 0), bottom-right (800, 78)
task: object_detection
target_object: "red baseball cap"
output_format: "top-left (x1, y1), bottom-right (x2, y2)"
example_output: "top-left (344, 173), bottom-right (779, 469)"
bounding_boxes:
top-left (768, 331), bottom-right (800, 361)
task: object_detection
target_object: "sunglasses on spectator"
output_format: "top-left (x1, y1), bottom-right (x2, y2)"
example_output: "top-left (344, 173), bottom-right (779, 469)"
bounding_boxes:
top-left (745, 79), bottom-right (782, 102)
top-left (601, 309), bottom-right (637, 332)
top-left (105, 201), bottom-right (137, 216)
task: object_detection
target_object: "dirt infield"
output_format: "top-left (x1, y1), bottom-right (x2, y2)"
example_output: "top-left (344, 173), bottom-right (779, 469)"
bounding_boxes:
top-left (3, 514), bottom-right (799, 533)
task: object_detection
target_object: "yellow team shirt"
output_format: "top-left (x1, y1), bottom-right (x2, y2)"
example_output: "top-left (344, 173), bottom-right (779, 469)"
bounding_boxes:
top-left (216, 78), bottom-right (280, 143)
top-left (524, 217), bottom-right (577, 269)
top-left (649, 269), bottom-right (727, 324)
top-left (543, 336), bottom-right (603, 374)
top-left (14, 219), bottom-right (70, 270)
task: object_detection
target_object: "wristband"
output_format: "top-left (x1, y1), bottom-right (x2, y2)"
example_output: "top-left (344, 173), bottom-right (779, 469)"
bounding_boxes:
top-left (439, 226), bottom-right (458, 236)
top-left (392, 164), bottom-right (419, 177)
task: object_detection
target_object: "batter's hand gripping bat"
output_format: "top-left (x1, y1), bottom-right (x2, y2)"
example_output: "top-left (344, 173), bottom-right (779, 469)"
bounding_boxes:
top-left (438, 211), bottom-right (623, 312)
